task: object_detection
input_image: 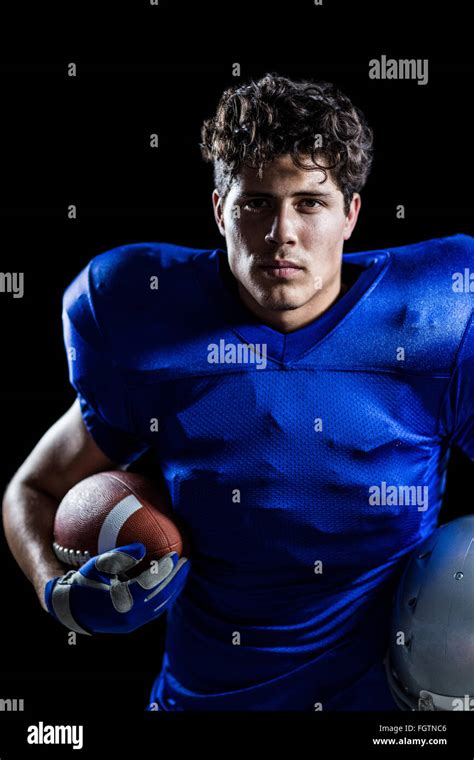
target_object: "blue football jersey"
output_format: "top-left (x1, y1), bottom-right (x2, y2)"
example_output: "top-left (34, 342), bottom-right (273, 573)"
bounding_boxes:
top-left (62, 233), bottom-right (474, 711)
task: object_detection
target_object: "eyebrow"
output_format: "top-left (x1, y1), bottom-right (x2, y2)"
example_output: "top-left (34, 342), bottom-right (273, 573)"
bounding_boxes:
top-left (238, 190), bottom-right (333, 198)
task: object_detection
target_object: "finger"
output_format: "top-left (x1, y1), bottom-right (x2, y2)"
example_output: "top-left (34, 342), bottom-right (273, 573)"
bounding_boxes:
top-left (132, 552), bottom-right (183, 591)
top-left (108, 549), bottom-right (178, 613)
top-left (109, 580), bottom-right (133, 613)
top-left (79, 555), bottom-right (115, 585)
top-left (95, 543), bottom-right (146, 575)
top-left (148, 568), bottom-right (191, 614)
top-left (143, 556), bottom-right (190, 600)
top-left (108, 555), bottom-right (181, 614)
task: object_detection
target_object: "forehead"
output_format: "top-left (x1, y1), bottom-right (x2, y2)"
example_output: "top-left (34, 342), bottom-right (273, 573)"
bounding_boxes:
top-left (233, 153), bottom-right (335, 191)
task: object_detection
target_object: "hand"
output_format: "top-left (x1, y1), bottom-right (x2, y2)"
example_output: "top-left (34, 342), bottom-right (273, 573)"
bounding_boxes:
top-left (44, 542), bottom-right (190, 635)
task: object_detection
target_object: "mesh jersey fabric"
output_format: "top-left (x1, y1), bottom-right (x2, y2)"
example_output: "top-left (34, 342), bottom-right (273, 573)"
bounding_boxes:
top-left (62, 233), bottom-right (474, 710)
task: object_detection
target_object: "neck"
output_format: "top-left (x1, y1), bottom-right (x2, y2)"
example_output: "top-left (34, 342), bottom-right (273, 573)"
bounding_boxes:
top-left (237, 276), bottom-right (348, 334)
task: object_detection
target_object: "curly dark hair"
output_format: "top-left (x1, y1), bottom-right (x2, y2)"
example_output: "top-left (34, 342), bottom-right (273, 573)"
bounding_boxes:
top-left (200, 72), bottom-right (374, 215)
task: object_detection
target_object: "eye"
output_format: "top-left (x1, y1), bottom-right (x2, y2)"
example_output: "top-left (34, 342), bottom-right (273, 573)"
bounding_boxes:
top-left (299, 199), bottom-right (324, 208)
top-left (242, 199), bottom-right (269, 211)
top-left (241, 198), bottom-right (325, 212)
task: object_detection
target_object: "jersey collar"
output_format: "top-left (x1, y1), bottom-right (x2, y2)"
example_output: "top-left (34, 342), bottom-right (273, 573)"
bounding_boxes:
top-left (194, 247), bottom-right (391, 365)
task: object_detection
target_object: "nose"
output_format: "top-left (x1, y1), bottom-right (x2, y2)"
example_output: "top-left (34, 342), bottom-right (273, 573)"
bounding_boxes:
top-left (264, 207), bottom-right (297, 247)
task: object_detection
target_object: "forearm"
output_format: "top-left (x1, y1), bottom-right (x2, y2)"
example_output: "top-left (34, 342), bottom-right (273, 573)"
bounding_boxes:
top-left (2, 477), bottom-right (66, 610)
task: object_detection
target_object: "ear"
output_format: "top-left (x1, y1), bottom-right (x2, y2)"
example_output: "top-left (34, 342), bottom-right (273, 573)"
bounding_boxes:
top-left (343, 193), bottom-right (361, 241)
top-left (212, 190), bottom-right (226, 237)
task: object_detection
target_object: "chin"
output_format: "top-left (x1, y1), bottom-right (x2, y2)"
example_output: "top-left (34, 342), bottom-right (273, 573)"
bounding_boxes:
top-left (256, 294), bottom-right (304, 311)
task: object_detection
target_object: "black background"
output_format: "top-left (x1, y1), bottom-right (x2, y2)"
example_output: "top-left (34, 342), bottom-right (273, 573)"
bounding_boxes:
top-left (0, 1), bottom-right (473, 755)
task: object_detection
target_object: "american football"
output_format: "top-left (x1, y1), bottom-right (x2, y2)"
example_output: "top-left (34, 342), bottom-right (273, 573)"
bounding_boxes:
top-left (52, 470), bottom-right (189, 577)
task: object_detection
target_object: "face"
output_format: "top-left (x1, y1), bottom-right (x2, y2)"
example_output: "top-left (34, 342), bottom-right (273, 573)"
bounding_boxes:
top-left (212, 153), bottom-right (361, 332)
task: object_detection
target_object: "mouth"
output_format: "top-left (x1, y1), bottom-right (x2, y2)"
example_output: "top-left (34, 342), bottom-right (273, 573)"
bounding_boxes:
top-left (258, 260), bottom-right (304, 280)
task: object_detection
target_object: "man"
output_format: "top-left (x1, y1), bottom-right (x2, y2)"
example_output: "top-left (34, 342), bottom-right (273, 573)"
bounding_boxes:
top-left (3, 73), bottom-right (474, 711)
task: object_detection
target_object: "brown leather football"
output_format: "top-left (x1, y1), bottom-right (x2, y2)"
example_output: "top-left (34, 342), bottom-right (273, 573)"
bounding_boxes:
top-left (53, 470), bottom-right (190, 577)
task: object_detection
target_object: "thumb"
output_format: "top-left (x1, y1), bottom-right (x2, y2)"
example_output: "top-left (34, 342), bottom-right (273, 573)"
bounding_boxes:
top-left (95, 542), bottom-right (146, 575)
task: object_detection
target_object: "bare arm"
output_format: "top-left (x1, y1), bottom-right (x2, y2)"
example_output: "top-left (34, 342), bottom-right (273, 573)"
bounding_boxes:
top-left (2, 398), bottom-right (119, 611)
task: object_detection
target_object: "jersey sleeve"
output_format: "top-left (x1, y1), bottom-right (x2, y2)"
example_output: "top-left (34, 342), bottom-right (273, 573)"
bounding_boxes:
top-left (439, 312), bottom-right (474, 460)
top-left (62, 261), bottom-right (150, 465)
